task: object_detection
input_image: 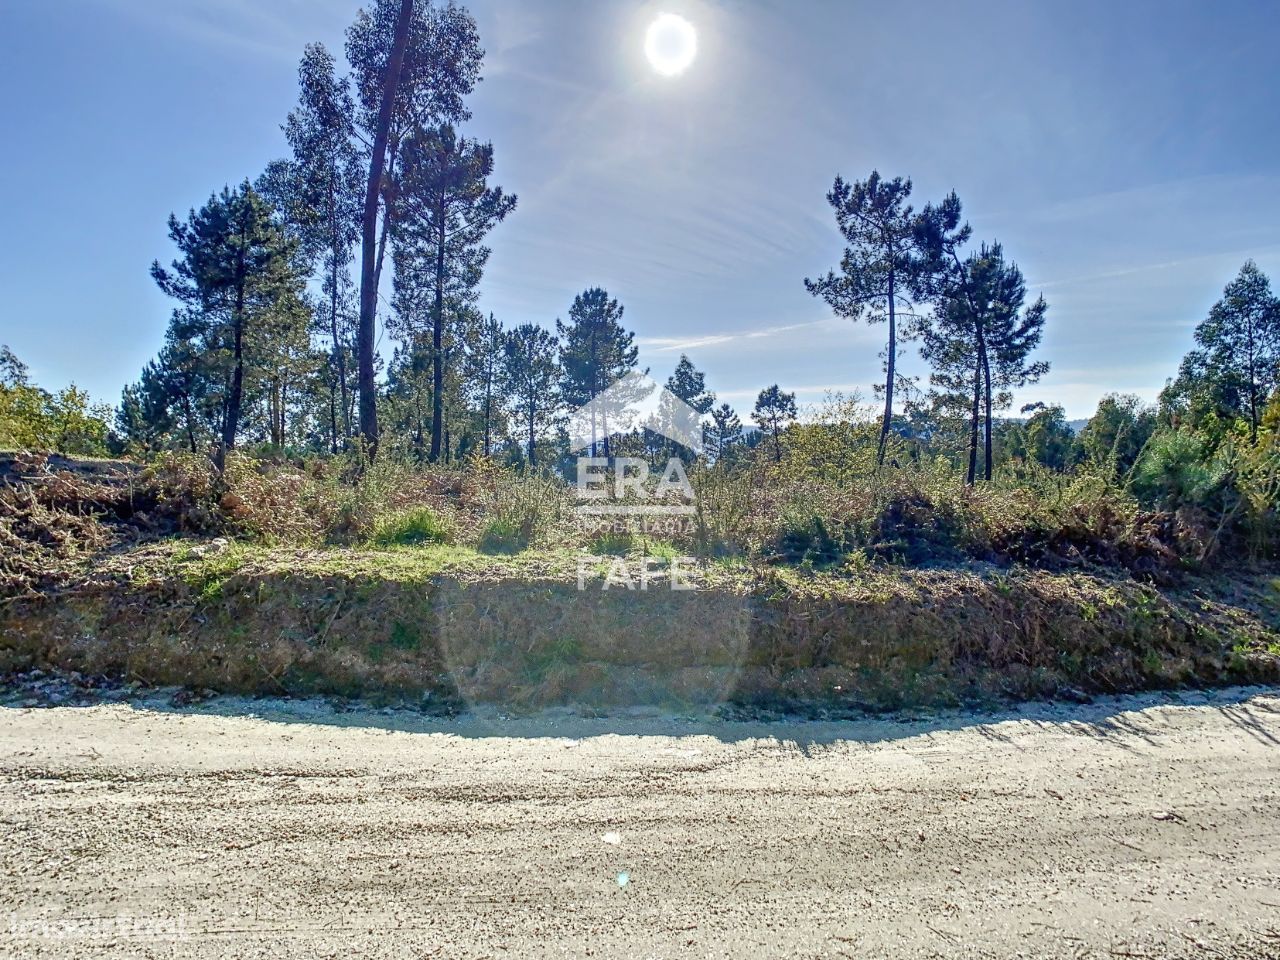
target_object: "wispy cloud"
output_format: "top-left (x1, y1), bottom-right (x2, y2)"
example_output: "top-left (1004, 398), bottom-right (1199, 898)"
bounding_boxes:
top-left (88, 0), bottom-right (339, 62)
top-left (638, 317), bottom-right (836, 354)
top-left (716, 382), bottom-right (865, 401)
top-left (1030, 244), bottom-right (1280, 290)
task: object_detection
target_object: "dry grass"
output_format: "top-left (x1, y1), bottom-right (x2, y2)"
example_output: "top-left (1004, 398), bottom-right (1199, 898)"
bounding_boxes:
top-left (1, 447), bottom-right (1276, 713)
top-left (2, 539), bottom-right (1277, 712)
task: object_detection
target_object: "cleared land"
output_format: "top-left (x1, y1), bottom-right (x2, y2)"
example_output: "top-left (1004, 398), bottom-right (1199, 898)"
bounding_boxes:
top-left (2, 689), bottom-right (1279, 958)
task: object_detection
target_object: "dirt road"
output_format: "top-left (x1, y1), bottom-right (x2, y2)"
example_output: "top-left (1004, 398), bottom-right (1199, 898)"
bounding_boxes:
top-left (2, 689), bottom-right (1279, 959)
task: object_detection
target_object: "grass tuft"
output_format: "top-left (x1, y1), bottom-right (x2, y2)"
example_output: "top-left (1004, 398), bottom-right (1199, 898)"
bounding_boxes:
top-left (371, 508), bottom-right (452, 548)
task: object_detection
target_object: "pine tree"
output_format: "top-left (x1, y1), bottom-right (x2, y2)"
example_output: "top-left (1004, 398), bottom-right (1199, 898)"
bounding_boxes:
top-left (504, 324), bottom-right (562, 466)
top-left (557, 288), bottom-right (642, 457)
top-left (346, 0), bottom-right (483, 455)
top-left (464, 312), bottom-right (507, 457)
top-left (919, 241), bottom-right (1048, 482)
top-left (656, 354), bottom-right (714, 456)
top-left (752, 385), bottom-right (797, 463)
top-left (384, 343), bottom-right (433, 457)
top-left (665, 354), bottom-right (715, 414)
top-left (706, 402), bottom-right (743, 461)
top-left (253, 292), bottom-right (324, 449)
top-left (151, 183), bottom-right (305, 465)
top-left (392, 124), bottom-right (516, 462)
top-left (805, 171), bottom-right (932, 465)
top-left (1165, 261), bottom-right (1280, 444)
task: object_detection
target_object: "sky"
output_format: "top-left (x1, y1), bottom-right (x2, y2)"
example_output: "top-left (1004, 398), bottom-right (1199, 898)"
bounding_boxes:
top-left (1, 0), bottom-right (1278, 420)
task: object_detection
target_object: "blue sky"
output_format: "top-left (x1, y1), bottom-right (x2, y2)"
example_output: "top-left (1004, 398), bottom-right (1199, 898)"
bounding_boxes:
top-left (1, 0), bottom-right (1278, 418)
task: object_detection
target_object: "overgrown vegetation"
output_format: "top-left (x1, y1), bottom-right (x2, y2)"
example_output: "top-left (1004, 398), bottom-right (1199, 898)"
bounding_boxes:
top-left (1, 0), bottom-right (1277, 712)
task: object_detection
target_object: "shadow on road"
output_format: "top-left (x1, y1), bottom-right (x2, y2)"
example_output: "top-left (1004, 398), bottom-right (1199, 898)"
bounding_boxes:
top-left (3, 673), bottom-right (1277, 754)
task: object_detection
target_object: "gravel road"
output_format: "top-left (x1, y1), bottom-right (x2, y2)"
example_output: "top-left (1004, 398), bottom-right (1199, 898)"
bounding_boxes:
top-left (2, 689), bottom-right (1279, 959)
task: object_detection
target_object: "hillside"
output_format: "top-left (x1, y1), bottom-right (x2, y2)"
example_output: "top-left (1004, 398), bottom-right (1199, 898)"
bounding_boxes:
top-left (3, 453), bottom-right (1277, 714)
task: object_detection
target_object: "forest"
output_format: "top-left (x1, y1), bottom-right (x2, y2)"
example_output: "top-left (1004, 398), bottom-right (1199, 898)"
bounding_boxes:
top-left (1, 0), bottom-right (1278, 614)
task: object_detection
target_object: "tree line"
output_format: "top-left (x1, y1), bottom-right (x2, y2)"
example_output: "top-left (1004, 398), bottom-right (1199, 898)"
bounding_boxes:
top-left (9, 0), bottom-right (1269, 490)
top-left (106, 0), bottom-right (804, 473)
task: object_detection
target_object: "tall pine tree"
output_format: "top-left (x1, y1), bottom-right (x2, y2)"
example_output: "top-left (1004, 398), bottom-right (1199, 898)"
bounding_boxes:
top-left (392, 124), bottom-right (516, 462)
top-left (706, 402), bottom-right (743, 461)
top-left (346, 0), bottom-right (483, 455)
top-left (151, 183), bottom-right (305, 465)
top-left (464, 312), bottom-right (507, 457)
top-left (557, 288), bottom-right (641, 457)
top-left (505, 324), bottom-right (562, 466)
top-left (919, 241), bottom-right (1048, 482)
top-left (752, 385), bottom-right (797, 463)
top-left (805, 172), bottom-right (932, 465)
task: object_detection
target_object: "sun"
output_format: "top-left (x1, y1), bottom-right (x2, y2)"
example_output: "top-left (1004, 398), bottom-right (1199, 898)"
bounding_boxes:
top-left (644, 13), bottom-right (698, 77)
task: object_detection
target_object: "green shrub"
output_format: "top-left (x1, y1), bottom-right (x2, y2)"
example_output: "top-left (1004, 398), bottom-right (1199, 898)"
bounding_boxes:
top-left (1131, 428), bottom-right (1225, 508)
top-left (371, 507), bottom-right (452, 547)
top-left (588, 531), bottom-right (633, 555)
top-left (478, 516), bottom-right (532, 554)
top-left (774, 510), bottom-right (844, 565)
top-left (474, 468), bottom-right (567, 550)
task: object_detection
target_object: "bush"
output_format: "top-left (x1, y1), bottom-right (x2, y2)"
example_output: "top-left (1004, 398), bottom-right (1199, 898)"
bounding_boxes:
top-left (478, 517), bottom-right (531, 554)
top-left (1131, 429), bottom-right (1226, 508)
top-left (774, 510), bottom-right (844, 565)
top-left (0, 382), bottom-right (112, 457)
top-left (468, 465), bottom-right (568, 552)
top-left (370, 507), bottom-right (452, 547)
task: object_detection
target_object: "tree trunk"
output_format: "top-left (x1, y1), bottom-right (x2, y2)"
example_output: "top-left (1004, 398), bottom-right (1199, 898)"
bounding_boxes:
top-left (483, 382), bottom-right (492, 457)
top-left (878, 269), bottom-right (896, 466)
top-left (356, 0), bottom-right (413, 459)
top-left (182, 395), bottom-right (198, 455)
top-left (1247, 315), bottom-right (1259, 445)
top-left (982, 347), bottom-right (993, 481)
top-left (330, 227), bottom-right (350, 448)
top-left (328, 181), bottom-right (351, 447)
top-left (269, 380), bottom-right (282, 448)
top-left (222, 317), bottom-right (244, 468)
top-left (528, 406), bottom-right (536, 467)
top-left (328, 379), bottom-right (338, 454)
top-left (429, 208), bottom-right (446, 462)
top-left (967, 358), bottom-right (980, 486)
top-left (373, 148), bottom-right (396, 293)
top-left (221, 246), bottom-right (248, 469)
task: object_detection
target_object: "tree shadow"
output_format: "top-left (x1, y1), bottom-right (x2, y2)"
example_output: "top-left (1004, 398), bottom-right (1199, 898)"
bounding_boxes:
top-left (3, 679), bottom-right (1276, 756)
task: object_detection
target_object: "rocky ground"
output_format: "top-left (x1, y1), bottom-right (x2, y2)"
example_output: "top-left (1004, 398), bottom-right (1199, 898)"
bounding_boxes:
top-left (1, 685), bottom-right (1279, 958)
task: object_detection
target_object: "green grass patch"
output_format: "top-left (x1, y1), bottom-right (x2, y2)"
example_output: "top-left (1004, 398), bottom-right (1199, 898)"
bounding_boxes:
top-left (371, 507), bottom-right (452, 548)
top-left (478, 516), bottom-right (532, 554)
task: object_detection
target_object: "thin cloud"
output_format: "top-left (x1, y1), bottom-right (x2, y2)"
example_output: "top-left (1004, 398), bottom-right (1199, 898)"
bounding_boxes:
top-left (89, 0), bottom-right (335, 62)
top-left (1031, 244), bottom-right (1280, 290)
top-left (638, 317), bottom-right (835, 354)
top-left (716, 382), bottom-right (864, 401)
